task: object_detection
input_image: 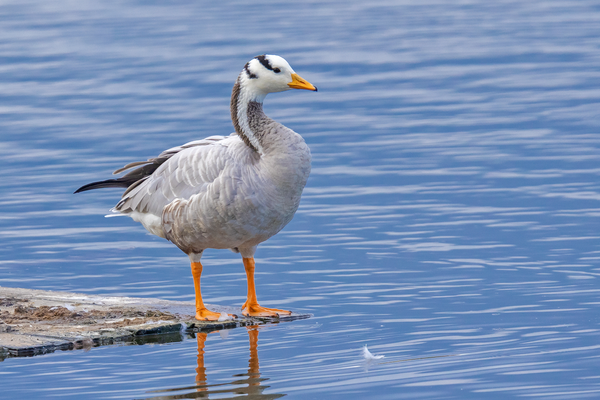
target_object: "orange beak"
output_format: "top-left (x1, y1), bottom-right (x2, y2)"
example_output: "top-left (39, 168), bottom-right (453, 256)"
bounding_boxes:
top-left (288, 73), bottom-right (317, 91)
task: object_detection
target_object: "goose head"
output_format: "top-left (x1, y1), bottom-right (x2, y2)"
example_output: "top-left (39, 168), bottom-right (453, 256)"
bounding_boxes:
top-left (231, 54), bottom-right (317, 155)
top-left (239, 54), bottom-right (317, 101)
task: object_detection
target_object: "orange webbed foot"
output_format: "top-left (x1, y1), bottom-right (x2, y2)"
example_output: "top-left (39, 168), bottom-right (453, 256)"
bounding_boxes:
top-left (242, 304), bottom-right (292, 318)
top-left (195, 308), bottom-right (237, 321)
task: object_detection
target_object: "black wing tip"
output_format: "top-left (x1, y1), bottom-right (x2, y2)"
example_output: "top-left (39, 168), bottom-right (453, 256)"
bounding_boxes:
top-left (74, 183), bottom-right (95, 194)
top-left (73, 179), bottom-right (129, 194)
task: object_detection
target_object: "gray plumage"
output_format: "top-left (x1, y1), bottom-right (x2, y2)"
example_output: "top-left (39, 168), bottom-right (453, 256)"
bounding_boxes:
top-left (76, 54), bottom-right (316, 260)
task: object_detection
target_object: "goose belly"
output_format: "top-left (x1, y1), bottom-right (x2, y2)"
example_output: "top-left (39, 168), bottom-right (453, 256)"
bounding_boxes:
top-left (161, 164), bottom-right (307, 254)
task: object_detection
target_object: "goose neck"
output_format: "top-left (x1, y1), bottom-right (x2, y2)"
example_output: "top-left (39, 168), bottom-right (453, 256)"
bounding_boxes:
top-left (230, 81), bottom-right (268, 155)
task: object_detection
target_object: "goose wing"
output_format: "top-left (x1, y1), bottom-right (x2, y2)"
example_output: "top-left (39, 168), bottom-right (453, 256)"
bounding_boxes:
top-left (114, 134), bottom-right (241, 216)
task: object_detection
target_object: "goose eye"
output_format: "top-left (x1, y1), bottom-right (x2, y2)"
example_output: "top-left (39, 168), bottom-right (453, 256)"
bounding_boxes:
top-left (273, 68), bottom-right (281, 73)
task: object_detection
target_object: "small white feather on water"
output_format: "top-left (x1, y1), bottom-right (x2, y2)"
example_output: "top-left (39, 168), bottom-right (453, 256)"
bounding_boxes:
top-left (362, 345), bottom-right (384, 360)
top-left (217, 312), bottom-right (234, 321)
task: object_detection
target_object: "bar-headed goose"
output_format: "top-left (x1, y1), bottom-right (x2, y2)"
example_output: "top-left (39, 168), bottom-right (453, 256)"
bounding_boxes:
top-left (76, 55), bottom-right (317, 320)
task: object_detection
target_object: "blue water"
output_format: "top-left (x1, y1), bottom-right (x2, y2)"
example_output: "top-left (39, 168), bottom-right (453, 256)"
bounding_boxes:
top-left (2, 0), bottom-right (600, 398)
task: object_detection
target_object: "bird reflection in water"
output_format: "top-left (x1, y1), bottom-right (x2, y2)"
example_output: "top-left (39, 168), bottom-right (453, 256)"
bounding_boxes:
top-left (147, 326), bottom-right (284, 399)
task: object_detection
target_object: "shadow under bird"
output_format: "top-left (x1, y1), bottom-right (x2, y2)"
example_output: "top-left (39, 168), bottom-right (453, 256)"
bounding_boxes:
top-left (75, 55), bottom-right (317, 321)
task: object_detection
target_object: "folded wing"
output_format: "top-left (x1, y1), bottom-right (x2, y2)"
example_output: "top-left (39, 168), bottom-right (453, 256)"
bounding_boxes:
top-left (111, 134), bottom-right (239, 217)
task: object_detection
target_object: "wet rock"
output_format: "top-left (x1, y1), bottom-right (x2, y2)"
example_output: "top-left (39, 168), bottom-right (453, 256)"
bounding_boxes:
top-left (0, 286), bottom-right (310, 359)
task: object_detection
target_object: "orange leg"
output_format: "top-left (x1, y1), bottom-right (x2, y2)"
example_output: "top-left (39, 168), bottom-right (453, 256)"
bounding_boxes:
top-left (242, 257), bottom-right (292, 317)
top-left (191, 261), bottom-right (235, 321)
